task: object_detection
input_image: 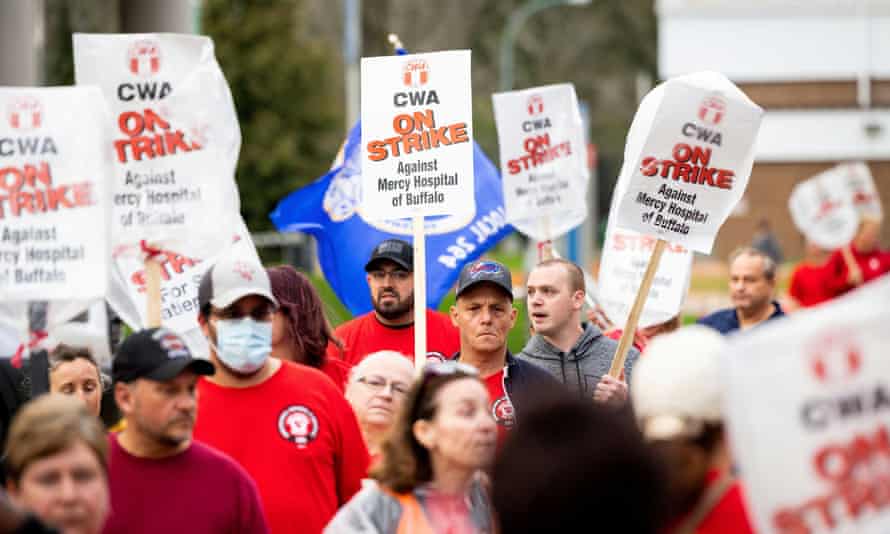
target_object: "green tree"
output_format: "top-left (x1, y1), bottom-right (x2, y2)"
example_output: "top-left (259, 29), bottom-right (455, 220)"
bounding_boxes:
top-left (202, 1), bottom-right (343, 234)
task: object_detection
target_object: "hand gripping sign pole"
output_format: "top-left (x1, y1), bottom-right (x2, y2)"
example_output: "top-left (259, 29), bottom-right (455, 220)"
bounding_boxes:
top-left (606, 71), bottom-right (763, 377)
top-left (363, 37), bottom-right (475, 373)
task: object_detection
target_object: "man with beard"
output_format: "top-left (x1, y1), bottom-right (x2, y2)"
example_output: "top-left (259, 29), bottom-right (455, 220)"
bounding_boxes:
top-left (193, 254), bottom-right (368, 534)
top-left (105, 328), bottom-right (269, 533)
top-left (329, 239), bottom-right (460, 366)
top-left (698, 247), bottom-right (785, 334)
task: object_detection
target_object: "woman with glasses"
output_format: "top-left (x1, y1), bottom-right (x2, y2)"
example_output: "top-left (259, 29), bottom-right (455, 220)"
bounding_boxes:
top-left (344, 350), bottom-right (414, 463)
top-left (326, 361), bottom-right (497, 533)
top-left (266, 265), bottom-right (351, 390)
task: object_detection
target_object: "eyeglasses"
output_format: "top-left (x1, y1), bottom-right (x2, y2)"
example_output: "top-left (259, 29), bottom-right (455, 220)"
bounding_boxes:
top-left (211, 305), bottom-right (276, 322)
top-left (357, 375), bottom-right (411, 397)
top-left (368, 269), bottom-right (411, 282)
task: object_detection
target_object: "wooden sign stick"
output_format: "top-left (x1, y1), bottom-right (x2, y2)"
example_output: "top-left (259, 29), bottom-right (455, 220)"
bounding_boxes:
top-left (143, 241), bottom-right (163, 328)
top-left (412, 215), bottom-right (428, 374)
top-left (841, 244), bottom-right (863, 286)
top-left (608, 238), bottom-right (668, 378)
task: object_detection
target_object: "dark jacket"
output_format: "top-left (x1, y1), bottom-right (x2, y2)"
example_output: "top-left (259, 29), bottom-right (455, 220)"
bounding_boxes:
top-left (451, 350), bottom-right (565, 421)
top-left (696, 301), bottom-right (785, 335)
top-left (517, 323), bottom-right (639, 397)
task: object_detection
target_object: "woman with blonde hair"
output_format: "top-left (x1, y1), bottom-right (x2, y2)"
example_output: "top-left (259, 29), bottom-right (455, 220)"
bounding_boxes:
top-left (5, 394), bottom-right (109, 534)
top-left (326, 361), bottom-right (497, 533)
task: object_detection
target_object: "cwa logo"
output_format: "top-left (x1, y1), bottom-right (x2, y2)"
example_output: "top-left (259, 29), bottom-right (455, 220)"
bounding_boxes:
top-left (698, 96), bottom-right (726, 125)
top-left (402, 59), bottom-right (429, 88)
top-left (7, 96), bottom-right (43, 130)
top-left (808, 335), bottom-right (862, 384)
top-left (527, 94), bottom-right (544, 115)
top-left (128, 39), bottom-right (161, 77)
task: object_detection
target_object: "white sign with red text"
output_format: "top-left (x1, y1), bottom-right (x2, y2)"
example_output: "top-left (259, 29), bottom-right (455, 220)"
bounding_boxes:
top-left (789, 165), bottom-right (861, 250)
top-left (106, 216), bottom-right (259, 357)
top-left (492, 84), bottom-right (588, 240)
top-left (0, 87), bottom-right (111, 304)
top-left (723, 276), bottom-right (890, 534)
top-left (614, 72), bottom-right (763, 254)
top-left (360, 50), bottom-right (474, 221)
top-left (843, 162), bottom-right (882, 220)
top-left (73, 33), bottom-right (241, 259)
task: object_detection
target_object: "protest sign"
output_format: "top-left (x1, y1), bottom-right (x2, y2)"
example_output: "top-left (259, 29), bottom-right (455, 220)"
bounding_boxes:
top-left (106, 216), bottom-right (259, 357)
top-left (73, 33), bottom-right (241, 260)
top-left (598, 228), bottom-right (692, 329)
top-left (614, 71), bottom-right (763, 255)
top-left (270, 122), bottom-right (512, 316)
top-left (0, 87), bottom-right (112, 338)
top-left (361, 49), bottom-right (475, 369)
top-left (723, 276), bottom-right (890, 534)
top-left (843, 162), bottom-right (882, 220)
top-left (491, 83), bottom-right (588, 242)
top-left (789, 166), bottom-right (860, 250)
top-left (360, 50), bottom-right (474, 221)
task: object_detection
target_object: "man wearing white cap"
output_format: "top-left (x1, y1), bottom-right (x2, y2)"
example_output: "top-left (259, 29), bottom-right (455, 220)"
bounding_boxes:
top-left (193, 254), bottom-right (369, 534)
top-left (631, 326), bottom-right (754, 534)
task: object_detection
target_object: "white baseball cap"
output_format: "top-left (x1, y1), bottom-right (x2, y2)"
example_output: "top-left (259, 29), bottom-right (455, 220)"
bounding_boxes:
top-left (630, 325), bottom-right (726, 440)
top-left (198, 254), bottom-right (278, 310)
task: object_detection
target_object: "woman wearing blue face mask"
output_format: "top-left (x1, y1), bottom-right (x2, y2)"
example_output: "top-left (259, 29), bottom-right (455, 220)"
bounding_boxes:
top-left (193, 256), bottom-right (370, 534)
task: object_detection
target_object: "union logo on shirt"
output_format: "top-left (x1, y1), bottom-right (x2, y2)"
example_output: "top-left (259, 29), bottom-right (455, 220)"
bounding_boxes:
top-left (277, 405), bottom-right (319, 449)
top-left (491, 396), bottom-right (515, 427)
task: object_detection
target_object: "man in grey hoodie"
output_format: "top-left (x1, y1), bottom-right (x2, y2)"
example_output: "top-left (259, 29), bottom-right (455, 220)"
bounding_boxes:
top-left (518, 259), bottom-right (637, 403)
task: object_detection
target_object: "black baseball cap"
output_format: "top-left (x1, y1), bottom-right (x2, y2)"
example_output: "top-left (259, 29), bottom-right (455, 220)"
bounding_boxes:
top-left (455, 260), bottom-right (513, 301)
top-left (365, 239), bottom-right (413, 272)
top-left (113, 328), bottom-right (215, 383)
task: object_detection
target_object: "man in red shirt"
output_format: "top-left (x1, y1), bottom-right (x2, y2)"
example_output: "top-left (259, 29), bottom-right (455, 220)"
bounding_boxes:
top-left (824, 217), bottom-right (890, 298)
top-left (106, 328), bottom-right (268, 534)
top-left (329, 239), bottom-right (460, 366)
top-left (449, 260), bottom-right (563, 448)
top-left (192, 254), bottom-right (369, 534)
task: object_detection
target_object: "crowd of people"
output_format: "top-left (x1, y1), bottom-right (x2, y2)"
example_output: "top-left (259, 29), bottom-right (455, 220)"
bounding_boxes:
top-left (0, 220), bottom-right (888, 533)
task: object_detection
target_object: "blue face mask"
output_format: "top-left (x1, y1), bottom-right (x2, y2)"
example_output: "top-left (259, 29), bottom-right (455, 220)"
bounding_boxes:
top-left (211, 318), bottom-right (272, 374)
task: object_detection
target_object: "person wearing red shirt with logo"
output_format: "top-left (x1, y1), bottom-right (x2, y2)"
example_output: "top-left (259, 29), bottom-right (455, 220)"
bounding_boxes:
top-left (824, 217), bottom-right (890, 298)
top-left (328, 239), bottom-right (460, 366)
top-left (632, 326), bottom-right (755, 534)
top-left (193, 254), bottom-right (369, 534)
top-left (449, 260), bottom-right (563, 448)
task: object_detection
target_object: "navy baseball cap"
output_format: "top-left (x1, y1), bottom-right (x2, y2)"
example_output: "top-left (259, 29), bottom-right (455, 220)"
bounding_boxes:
top-left (455, 260), bottom-right (513, 301)
top-left (113, 328), bottom-right (215, 383)
top-left (365, 239), bottom-right (413, 272)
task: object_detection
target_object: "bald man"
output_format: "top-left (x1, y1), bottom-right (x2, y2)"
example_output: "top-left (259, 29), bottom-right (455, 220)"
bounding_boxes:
top-left (344, 351), bottom-right (414, 460)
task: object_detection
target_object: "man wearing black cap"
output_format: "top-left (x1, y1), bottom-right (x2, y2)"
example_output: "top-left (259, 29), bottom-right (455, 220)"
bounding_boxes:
top-left (329, 238), bottom-right (460, 366)
top-left (192, 253), bottom-right (368, 534)
top-left (105, 328), bottom-right (269, 533)
top-left (450, 259), bottom-right (563, 448)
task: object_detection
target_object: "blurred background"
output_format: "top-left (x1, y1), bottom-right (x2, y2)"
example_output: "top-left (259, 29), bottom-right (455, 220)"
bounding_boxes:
top-left (2, 0), bottom-right (888, 348)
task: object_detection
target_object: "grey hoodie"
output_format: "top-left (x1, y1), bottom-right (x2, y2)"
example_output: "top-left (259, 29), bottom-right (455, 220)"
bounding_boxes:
top-left (517, 323), bottom-right (639, 396)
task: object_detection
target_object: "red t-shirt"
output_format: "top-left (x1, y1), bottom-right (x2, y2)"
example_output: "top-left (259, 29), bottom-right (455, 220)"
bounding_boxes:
top-left (319, 355), bottom-right (350, 391)
top-left (666, 471), bottom-right (754, 534)
top-left (194, 361), bottom-right (369, 534)
top-left (103, 435), bottom-right (269, 534)
top-left (824, 244), bottom-right (890, 298)
top-left (788, 262), bottom-right (833, 308)
top-left (328, 309), bottom-right (460, 366)
top-left (484, 369), bottom-right (514, 449)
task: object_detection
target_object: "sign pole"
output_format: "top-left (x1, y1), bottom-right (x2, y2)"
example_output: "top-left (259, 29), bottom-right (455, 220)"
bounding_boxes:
top-left (608, 238), bottom-right (667, 377)
top-left (413, 215), bottom-right (428, 373)
top-left (841, 244), bottom-right (863, 286)
top-left (143, 243), bottom-right (163, 328)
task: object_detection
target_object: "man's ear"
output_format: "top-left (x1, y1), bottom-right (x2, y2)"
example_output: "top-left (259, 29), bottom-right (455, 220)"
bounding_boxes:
top-left (450, 304), bottom-right (459, 327)
top-left (413, 419), bottom-right (436, 450)
top-left (114, 382), bottom-right (134, 417)
top-left (572, 289), bottom-right (585, 310)
top-left (508, 305), bottom-right (518, 329)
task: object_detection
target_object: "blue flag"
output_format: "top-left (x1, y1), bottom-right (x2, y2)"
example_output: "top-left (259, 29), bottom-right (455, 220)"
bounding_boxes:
top-left (270, 122), bottom-right (514, 315)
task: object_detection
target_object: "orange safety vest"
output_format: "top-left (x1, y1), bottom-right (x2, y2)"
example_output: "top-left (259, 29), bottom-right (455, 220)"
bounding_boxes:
top-left (391, 491), bottom-right (435, 534)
